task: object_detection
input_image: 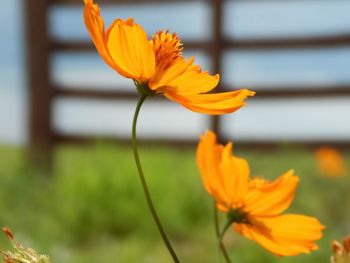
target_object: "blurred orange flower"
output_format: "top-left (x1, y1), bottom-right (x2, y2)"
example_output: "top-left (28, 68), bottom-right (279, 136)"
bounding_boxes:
top-left (316, 147), bottom-right (346, 177)
top-left (84, 0), bottom-right (254, 114)
top-left (197, 130), bottom-right (325, 256)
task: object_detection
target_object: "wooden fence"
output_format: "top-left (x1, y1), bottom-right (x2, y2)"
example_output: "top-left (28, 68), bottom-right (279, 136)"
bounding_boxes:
top-left (25, 0), bottom-right (350, 161)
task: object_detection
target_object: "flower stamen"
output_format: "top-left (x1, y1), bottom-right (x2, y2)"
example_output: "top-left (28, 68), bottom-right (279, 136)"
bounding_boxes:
top-left (151, 31), bottom-right (183, 71)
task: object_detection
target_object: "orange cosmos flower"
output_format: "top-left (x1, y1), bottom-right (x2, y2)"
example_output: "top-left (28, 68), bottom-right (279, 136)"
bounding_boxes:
top-left (197, 130), bottom-right (325, 256)
top-left (316, 147), bottom-right (346, 177)
top-left (83, 0), bottom-right (255, 114)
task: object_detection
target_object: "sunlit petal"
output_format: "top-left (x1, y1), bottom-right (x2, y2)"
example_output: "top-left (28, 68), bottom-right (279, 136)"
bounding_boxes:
top-left (197, 131), bottom-right (231, 209)
top-left (235, 215), bottom-right (325, 256)
top-left (165, 89), bottom-right (255, 115)
top-left (107, 18), bottom-right (155, 81)
top-left (245, 170), bottom-right (299, 216)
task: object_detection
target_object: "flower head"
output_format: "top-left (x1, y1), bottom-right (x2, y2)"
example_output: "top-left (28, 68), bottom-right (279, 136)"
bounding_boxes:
top-left (84, 0), bottom-right (255, 114)
top-left (316, 147), bottom-right (346, 177)
top-left (197, 131), bottom-right (325, 256)
top-left (331, 235), bottom-right (350, 263)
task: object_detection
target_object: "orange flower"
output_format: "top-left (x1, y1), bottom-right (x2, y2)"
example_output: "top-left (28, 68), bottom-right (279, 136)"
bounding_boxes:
top-left (316, 147), bottom-right (346, 177)
top-left (83, 0), bottom-right (255, 114)
top-left (197, 130), bottom-right (325, 256)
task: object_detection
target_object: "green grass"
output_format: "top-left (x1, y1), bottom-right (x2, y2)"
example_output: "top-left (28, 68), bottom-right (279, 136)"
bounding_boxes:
top-left (0, 143), bottom-right (349, 262)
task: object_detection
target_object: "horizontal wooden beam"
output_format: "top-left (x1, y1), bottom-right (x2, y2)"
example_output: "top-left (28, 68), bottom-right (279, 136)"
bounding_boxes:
top-left (53, 85), bottom-right (350, 100)
top-left (53, 87), bottom-right (165, 100)
top-left (50, 33), bottom-right (350, 52)
top-left (49, 40), bottom-right (208, 52)
top-left (52, 132), bottom-right (350, 149)
top-left (52, 132), bottom-right (197, 147)
top-left (50, 0), bottom-right (332, 5)
top-left (54, 87), bottom-right (137, 100)
top-left (226, 34), bottom-right (350, 50)
top-left (224, 140), bottom-right (350, 150)
top-left (51, 0), bottom-right (204, 5)
top-left (244, 85), bottom-right (350, 98)
top-left (231, 0), bottom-right (348, 3)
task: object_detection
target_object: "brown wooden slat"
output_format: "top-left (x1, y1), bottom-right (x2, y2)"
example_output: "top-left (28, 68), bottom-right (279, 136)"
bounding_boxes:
top-left (53, 87), bottom-right (167, 100)
top-left (232, 0), bottom-right (320, 2)
top-left (53, 85), bottom-right (350, 100)
top-left (239, 85), bottom-right (350, 98)
top-left (49, 40), bottom-right (209, 52)
top-left (224, 140), bottom-right (350, 150)
top-left (52, 132), bottom-right (350, 150)
top-left (50, 41), bottom-right (92, 52)
top-left (225, 34), bottom-right (350, 49)
top-left (54, 87), bottom-right (138, 100)
top-left (52, 133), bottom-right (197, 147)
top-left (51, 0), bottom-right (204, 5)
top-left (50, 34), bottom-right (350, 53)
top-left (50, 0), bottom-right (329, 5)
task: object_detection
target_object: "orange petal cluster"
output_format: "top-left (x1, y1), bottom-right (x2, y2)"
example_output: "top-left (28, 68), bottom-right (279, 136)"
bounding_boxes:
top-left (197, 130), bottom-right (325, 256)
top-left (84, 0), bottom-right (255, 115)
top-left (315, 147), bottom-right (347, 177)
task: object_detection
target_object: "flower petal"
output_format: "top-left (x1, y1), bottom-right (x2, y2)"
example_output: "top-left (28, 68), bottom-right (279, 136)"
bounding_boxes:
top-left (197, 131), bottom-right (250, 211)
top-left (84, 0), bottom-right (155, 81)
top-left (219, 146), bottom-right (250, 208)
top-left (244, 170), bottom-right (299, 217)
top-left (164, 63), bottom-right (220, 95)
top-left (234, 214), bottom-right (325, 256)
top-left (197, 131), bottom-right (231, 207)
top-left (107, 18), bottom-right (155, 82)
top-left (84, 0), bottom-right (116, 69)
top-left (164, 89), bottom-right (255, 115)
top-left (149, 58), bottom-right (195, 91)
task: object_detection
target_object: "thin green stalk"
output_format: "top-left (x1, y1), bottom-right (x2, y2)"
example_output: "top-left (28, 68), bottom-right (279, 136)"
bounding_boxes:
top-left (214, 202), bottom-right (223, 263)
top-left (214, 201), bottom-right (220, 238)
top-left (132, 94), bottom-right (180, 263)
top-left (218, 219), bottom-right (233, 263)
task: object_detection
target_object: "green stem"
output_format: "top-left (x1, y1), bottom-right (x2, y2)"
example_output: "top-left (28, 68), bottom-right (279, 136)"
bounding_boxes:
top-left (218, 219), bottom-right (233, 263)
top-left (214, 201), bottom-right (220, 238)
top-left (214, 202), bottom-right (223, 263)
top-left (132, 94), bottom-right (180, 263)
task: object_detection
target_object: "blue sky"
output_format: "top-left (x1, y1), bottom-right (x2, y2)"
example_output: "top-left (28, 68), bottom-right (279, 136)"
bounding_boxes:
top-left (1, 0), bottom-right (350, 144)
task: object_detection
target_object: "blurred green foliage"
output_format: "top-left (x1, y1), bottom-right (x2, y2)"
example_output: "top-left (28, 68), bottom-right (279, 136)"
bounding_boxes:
top-left (0, 143), bottom-right (349, 262)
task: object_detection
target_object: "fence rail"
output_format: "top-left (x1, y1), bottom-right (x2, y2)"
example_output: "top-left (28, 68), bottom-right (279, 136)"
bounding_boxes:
top-left (53, 85), bottom-right (350, 100)
top-left (51, 33), bottom-right (350, 52)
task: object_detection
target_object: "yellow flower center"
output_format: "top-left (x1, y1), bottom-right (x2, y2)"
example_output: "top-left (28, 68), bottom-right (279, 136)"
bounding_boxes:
top-left (151, 31), bottom-right (183, 71)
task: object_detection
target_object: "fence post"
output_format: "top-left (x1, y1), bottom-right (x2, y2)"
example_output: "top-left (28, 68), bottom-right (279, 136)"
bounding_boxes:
top-left (25, 0), bottom-right (53, 167)
top-left (211, 0), bottom-right (224, 140)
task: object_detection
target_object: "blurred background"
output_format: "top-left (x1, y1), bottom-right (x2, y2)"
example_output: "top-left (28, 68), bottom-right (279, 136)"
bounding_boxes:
top-left (1, 0), bottom-right (350, 262)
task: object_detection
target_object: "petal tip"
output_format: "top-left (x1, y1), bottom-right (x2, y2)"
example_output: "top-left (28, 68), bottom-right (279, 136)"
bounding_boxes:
top-left (242, 89), bottom-right (256, 97)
